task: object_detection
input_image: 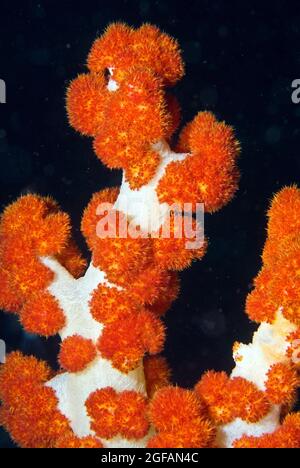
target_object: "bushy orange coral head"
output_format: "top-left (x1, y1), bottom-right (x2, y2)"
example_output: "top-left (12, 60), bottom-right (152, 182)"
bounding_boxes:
top-left (59, 335), bottom-right (97, 372)
top-left (271, 254), bottom-right (300, 326)
top-left (116, 390), bottom-right (149, 439)
top-left (286, 328), bottom-right (300, 367)
top-left (98, 309), bottom-right (165, 373)
top-left (146, 271), bottom-right (180, 316)
top-left (66, 23), bottom-right (185, 189)
top-left (87, 23), bottom-right (184, 86)
top-left (85, 387), bottom-right (149, 440)
top-left (195, 371), bottom-right (270, 424)
top-left (0, 194), bottom-right (73, 304)
top-left (20, 290), bottom-right (65, 337)
top-left (0, 194), bottom-right (71, 257)
top-left (0, 352), bottom-right (52, 406)
top-left (157, 112), bottom-right (240, 213)
top-left (66, 73), bottom-right (108, 137)
top-left (246, 186), bottom-right (300, 326)
top-left (195, 370), bottom-right (233, 424)
top-left (227, 377), bottom-right (270, 423)
top-left (127, 267), bottom-right (178, 307)
top-left (265, 363), bottom-right (299, 405)
top-left (0, 352), bottom-right (72, 448)
top-left (267, 185), bottom-right (300, 243)
top-left (0, 385), bottom-right (71, 448)
top-left (245, 268), bottom-right (277, 324)
top-left (148, 386), bottom-right (215, 448)
top-left (86, 387), bottom-right (119, 439)
top-left (90, 283), bottom-right (142, 324)
top-left (91, 67), bottom-right (170, 189)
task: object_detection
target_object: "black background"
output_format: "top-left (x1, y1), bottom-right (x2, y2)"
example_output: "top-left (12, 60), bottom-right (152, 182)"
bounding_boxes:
top-left (0, 0), bottom-right (299, 448)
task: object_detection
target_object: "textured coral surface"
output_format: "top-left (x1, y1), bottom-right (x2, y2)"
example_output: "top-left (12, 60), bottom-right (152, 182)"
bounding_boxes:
top-left (0, 23), bottom-right (298, 448)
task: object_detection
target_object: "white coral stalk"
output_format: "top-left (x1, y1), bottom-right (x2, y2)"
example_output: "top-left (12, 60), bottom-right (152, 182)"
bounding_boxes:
top-left (41, 140), bottom-right (187, 447)
top-left (216, 309), bottom-right (297, 447)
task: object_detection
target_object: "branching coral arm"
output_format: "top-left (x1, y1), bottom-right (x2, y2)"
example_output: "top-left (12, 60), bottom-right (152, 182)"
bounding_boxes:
top-left (148, 187), bottom-right (300, 448)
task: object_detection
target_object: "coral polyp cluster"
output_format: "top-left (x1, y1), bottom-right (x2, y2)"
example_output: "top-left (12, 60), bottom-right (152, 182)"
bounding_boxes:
top-left (67, 22), bottom-right (239, 194)
top-left (0, 22), bottom-right (299, 449)
top-left (157, 111), bottom-right (240, 213)
top-left (0, 194), bottom-right (85, 335)
top-left (67, 23), bottom-right (184, 190)
top-left (246, 186), bottom-right (300, 325)
top-left (148, 387), bottom-right (215, 448)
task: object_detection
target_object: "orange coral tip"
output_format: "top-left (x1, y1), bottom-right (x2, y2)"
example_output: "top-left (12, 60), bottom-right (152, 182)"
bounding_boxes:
top-left (20, 291), bottom-right (65, 336)
top-left (59, 335), bottom-right (97, 372)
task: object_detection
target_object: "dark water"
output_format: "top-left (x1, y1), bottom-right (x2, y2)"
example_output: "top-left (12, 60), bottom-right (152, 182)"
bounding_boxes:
top-left (0, 0), bottom-right (299, 448)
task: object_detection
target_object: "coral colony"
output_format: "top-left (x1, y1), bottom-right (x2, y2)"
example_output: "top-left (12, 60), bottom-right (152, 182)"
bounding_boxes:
top-left (0, 23), bottom-right (299, 449)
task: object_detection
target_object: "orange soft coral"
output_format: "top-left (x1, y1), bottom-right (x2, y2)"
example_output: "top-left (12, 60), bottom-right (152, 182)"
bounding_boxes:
top-left (20, 290), bottom-right (65, 336)
top-left (246, 186), bottom-right (300, 326)
top-left (0, 194), bottom-right (71, 257)
top-left (228, 377), bottom-right (270, 423)
top-left (157, 112), bottom-right (240, 213)
top-left (92, 210), bottom-right (153, 286)
top-left (86, 387), bottom-right (149, 440)
top-left (233, 412), bottom-right (300, 448)
top-left (0, 352), bottom-right (52, 405)
top-left (98, 310), bottom-right (165, 372)
top-left (67, 23), bottom-right (183, 188)
top-left (0, 194), bottom-right (73, 304)
top-left (127, 267), bottom-right (177, 306)
top-left (0, 352), bottom-right (72, 448)
top-left (148, 386), bottom-right (215, 448)
top-left (81, 186), bottom-right (120, 246)
top-left (265, 363), bottom-right (299, 405)
top-left (195, 370), bottom-right (234, 424)
top-left (0, 267), bottom-right (23, 313)
top-left (146, 271), bottom-right (180, 316)
top-left (152, 212), bottom-right (207, 271)
top-left (67, 23), bottom-right (183, 189)
top-left (55, 435), bottom-right (103, 448)
top-left (1, 22), bottom-right (246, 449)
top-left (245, 268), bottom-right (277, 323)
top-left (85, 387), bottom-right (119, 439)
top-left (87, 23), bottom-right (134, 73)
top-left (59, 335), bottom-right (97, 372)
top-left (266, 185), bottom-right (300, 243)
top-left (66, 73), bottom-right (108, 137)
top-left (87, 23), bottom-right (184, 86)
top-left (56, 239), bottom-right (87, 279)
top-left (143, 356), bottom-right (171, 398)
top-left (195, 371), bottom-right (270, 424)
top-left (116, 390), bottom-right (149, 439)
top-left (0, 385), bottom-right (71, 448)
top-left (1, 244), bottom-right (54, 300)
top-left (286, 329), bottom-right (300, 366)
top-left (90, 283), bottom-right (142, 324)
